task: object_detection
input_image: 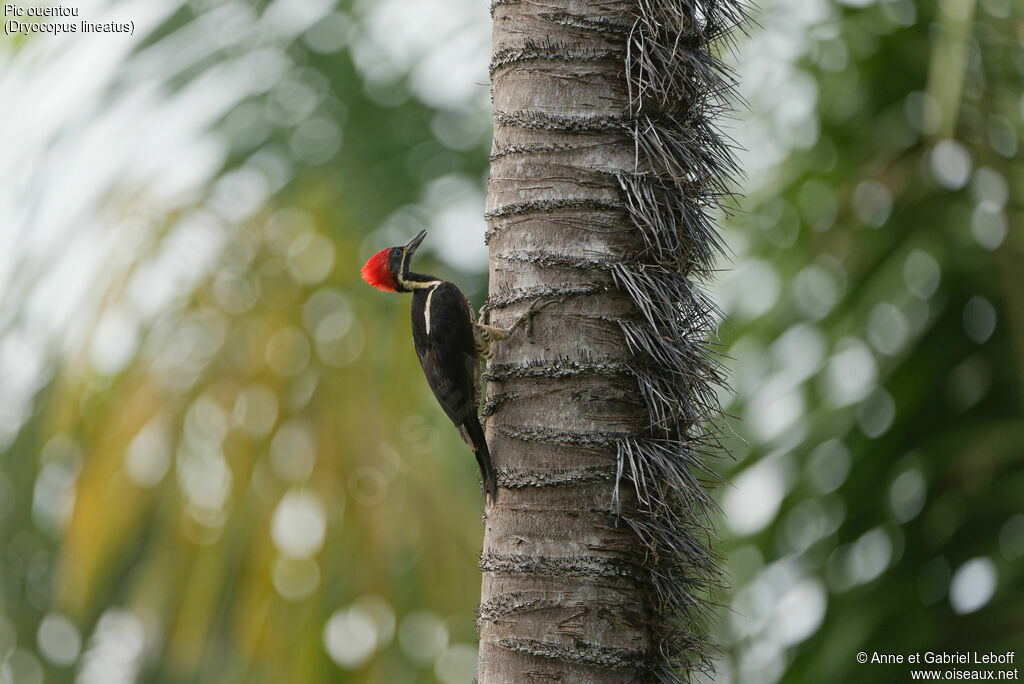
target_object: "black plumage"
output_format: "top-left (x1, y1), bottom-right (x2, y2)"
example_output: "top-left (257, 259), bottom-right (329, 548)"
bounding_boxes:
top-left (409, 277), bottom-right (497, 501)
top-left (361, 230), bottom-right (498, 502)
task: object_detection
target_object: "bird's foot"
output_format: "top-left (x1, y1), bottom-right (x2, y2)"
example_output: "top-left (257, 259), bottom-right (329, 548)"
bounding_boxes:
top-left (474, 324), bottom-right (507, 359)
top-left (476, 296), bottom-right (561, 355)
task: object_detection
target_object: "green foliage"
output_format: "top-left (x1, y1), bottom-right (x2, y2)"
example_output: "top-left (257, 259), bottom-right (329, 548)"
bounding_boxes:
top-left (711, 1), bottom-right (1024, 681)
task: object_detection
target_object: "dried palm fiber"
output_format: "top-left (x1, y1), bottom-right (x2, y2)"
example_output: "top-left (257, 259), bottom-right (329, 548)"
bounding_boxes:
top-left (481, 0), bottom-right (744, 680)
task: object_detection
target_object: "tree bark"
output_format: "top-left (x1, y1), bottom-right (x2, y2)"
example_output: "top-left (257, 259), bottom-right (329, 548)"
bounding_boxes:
top-left (480, 0), bottom-right (740, 681)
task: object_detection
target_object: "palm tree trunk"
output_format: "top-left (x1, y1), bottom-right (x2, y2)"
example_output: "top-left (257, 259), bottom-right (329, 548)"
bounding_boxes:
top-left (479, 0), bottom-right (741, 681)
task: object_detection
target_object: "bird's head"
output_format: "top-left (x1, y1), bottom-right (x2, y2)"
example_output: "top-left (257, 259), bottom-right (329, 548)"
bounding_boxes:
top-left (360, 229), bottom-right (427, 293)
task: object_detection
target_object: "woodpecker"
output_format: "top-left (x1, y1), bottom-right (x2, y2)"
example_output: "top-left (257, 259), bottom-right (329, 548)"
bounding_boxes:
top-left (360, 229), bottom-right (517, 503)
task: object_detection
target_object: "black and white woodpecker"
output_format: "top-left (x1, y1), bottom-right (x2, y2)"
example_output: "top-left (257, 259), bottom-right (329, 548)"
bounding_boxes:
top-left (361, 229), bottom-right (530, 503)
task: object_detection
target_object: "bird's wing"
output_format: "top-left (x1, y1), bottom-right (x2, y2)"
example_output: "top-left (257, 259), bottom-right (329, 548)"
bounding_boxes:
top-left (419, 282), bottom-right (479, 425)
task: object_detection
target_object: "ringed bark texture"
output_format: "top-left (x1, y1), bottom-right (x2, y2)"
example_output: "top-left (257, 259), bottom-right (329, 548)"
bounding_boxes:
top-left (480, 0), bottom-right (742, 681)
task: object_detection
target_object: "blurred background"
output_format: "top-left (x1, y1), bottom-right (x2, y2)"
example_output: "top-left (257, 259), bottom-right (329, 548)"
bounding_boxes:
top-left (0, 0), bottom-right (1020, 682)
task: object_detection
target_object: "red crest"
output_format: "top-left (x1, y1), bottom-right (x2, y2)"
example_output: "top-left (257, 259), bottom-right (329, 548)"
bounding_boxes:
top-left (361, 248), bottom-right (399, 292)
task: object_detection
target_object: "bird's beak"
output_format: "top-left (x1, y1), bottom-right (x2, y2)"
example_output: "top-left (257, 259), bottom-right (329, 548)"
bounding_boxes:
top-left (404, 229), bottom-right (427, 256)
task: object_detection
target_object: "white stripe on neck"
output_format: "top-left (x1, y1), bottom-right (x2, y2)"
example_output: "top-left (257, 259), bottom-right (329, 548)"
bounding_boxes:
top-left (424, 283), bottom-right (440, 335)
top-left (402, 278), bottom-right (441, 290)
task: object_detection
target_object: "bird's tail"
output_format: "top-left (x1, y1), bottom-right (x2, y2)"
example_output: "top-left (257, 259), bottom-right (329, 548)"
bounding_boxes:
top-left (460, 415), bottom-right (498, 503)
